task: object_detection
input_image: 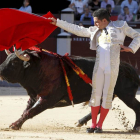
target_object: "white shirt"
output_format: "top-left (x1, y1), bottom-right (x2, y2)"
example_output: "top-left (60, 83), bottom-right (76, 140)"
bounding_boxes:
top-left (19, 5), bottom-right (32, 13)
top-left (98, 23), bottom-right (112, 74)
top-left (71, 0), bottom-right (87, 13)
top-left (101, 0), bottom-right (115, 9)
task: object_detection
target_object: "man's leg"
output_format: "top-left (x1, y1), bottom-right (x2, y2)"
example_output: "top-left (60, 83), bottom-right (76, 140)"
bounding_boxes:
top-left (87, 67), bottom-right (104, 133)
top-left (95, 73), bottom-right (111, 132)
top-left (95, 106), bottom-right (109, 133)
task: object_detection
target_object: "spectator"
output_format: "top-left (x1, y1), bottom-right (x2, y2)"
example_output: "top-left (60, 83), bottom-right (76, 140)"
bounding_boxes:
top-left (19, 0), bottom-right (32, 13)
top-left (106, 4), bottom-right (118, 20)
top-left (106, 4), bottom-right (118, 15)
top-left (118, 6), bottom-right (133, 21)
top-left (69, 0), bottom-right (87, 20)
top-left (121, 0), bottom-right (138, 15)
top-left (88, 0), bottom-right (101, 12)
top-left (101, 0), bottom-right (115, 10)
top-left (80, 7), bottom-right (92, 21)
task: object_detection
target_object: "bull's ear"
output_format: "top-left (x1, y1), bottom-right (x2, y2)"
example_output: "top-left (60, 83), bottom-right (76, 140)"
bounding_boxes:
top-left (23, 61), bottom-right (30, 68)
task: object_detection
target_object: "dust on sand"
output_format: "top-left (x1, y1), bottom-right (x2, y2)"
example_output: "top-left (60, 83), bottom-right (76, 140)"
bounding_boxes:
top-left (0, 87), bottom-right (140, 140)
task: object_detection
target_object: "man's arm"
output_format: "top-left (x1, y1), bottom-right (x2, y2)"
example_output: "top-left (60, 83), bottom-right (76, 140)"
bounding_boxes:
top-left (69, 3), bottom-right (75, 10)
top-left (122, 22), bottom-right (140, 53)
top-left (133, 2), bottom-right (138, 15)
top-left (80, 14), bottom-right (84, 21)
top-left (49, 18), bottom-right (91, 37)
top-left (120, 45), bottom-right (133, 53)
top-left (111, 0), bottom-right (115, 9)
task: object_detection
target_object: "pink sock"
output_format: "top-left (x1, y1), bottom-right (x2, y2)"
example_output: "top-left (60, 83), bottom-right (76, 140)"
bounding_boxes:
top-left (96, 106), bottom-right (109, 129)
top-left (91, 106), bottom-right (100, 128)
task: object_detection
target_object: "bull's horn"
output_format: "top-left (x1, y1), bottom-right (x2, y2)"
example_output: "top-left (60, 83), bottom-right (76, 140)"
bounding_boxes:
top-left (14, 46), bottom-right (30, 61)
top-left (5, 49), bottom-right (11, 55)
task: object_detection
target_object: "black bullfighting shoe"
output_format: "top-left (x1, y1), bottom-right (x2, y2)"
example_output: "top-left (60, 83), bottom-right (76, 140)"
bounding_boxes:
top-left (94, 127), bottom-right (103, 133)
top-left (86, 128), bottom-right (95, 133)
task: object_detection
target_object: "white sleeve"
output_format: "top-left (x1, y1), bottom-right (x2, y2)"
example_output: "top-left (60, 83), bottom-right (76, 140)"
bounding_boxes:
top-left (122, 22), bottom-right (140, 53)
top-left (56, 19), bottom-right (91, 37)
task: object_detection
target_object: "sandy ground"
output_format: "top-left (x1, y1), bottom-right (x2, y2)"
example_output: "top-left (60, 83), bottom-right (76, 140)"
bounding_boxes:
top-left (0, 87), bottom-right (140, 140)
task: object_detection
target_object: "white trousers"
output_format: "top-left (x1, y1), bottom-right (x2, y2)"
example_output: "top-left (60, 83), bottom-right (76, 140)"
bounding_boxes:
top-left (89, 66), bottom-right (113, 109)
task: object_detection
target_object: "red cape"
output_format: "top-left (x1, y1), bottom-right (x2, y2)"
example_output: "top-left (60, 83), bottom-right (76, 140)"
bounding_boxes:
top-left (0, 8), bottom-right (57, 51)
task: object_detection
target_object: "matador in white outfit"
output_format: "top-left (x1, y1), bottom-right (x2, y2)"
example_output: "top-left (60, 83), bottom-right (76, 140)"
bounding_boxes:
top-left (49, 9), bottom-right (140, 133)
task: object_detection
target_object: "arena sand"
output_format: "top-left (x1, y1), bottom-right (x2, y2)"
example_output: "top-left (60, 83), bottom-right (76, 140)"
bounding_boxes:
top-left (0, 87), bottom-right (140, 140)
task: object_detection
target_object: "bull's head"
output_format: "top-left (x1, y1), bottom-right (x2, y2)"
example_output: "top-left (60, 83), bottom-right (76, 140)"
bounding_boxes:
top-left (5, 46), bottom-right (30, 61)
top-left (0, 46), bottom-right (39, 83)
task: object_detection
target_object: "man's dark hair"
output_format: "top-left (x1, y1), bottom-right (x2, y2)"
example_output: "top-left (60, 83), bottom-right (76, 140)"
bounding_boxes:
top-left (23, 0), bottom-right (30, 7)
top-left (93, 8), bottom-right (111, 22)
top-left (106, 4), bottom-right (112, 8)
top-left (123, 6), bottom-right (128, 10)
top-left (26, 0), bottom-right (30, 3)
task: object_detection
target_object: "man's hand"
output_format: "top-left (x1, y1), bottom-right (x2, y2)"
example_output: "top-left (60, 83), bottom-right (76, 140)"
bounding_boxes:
top-left (48, 17), bottom-right (57, 25)
top-left (120, 44), bottom-right (133, 53)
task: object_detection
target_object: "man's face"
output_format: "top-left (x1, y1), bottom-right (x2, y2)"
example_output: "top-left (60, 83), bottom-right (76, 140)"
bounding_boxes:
top-left (23, 0), bottom-right (29, 7)
top-left (93, 17), bottom-right (106, 29)
top-left (85, 8), bottom-right (89, 14)
top-left (124, 7), bottom-right (129, 14)
top-left (106, 7), bottom-right (111, 13)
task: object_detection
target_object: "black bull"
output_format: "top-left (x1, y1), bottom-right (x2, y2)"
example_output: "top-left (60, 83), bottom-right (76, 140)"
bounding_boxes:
top-left (0, 50), bottom-right (140, 131)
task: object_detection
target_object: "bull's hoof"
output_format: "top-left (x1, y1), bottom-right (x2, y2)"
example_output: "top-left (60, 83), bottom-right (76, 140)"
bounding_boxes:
top-left (9, 123), bottom-right (21, 130)
top-left (133, 126), bottom-right (140, 132)
top-left (9, 125), bottom-right (20, 130)
top-left (75, 121), bottom-right (87, 127)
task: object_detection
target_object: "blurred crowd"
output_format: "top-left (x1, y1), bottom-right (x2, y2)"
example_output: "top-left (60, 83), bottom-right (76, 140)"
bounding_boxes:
top-left (18, 0), bottom-right (140, 25)
top-left (68, 0), bottom-right (140, 25)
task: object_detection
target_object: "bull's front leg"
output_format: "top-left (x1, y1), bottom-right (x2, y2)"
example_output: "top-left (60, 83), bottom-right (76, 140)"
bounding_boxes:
top-left (22, 97), bottom-right (50, 119)
top-left (9, 96), bottom-right (37, 130)
top-left (10, 97), bottom-right (49, 130)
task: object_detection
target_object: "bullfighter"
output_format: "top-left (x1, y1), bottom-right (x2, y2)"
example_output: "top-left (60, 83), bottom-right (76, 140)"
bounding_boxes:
top-left (49, 8), bottom-right (140, 133)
